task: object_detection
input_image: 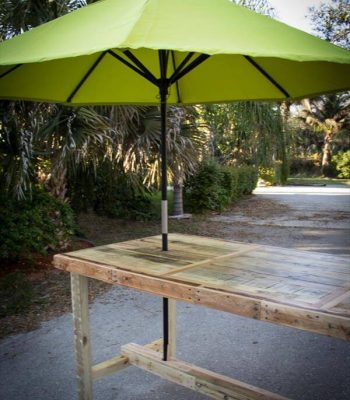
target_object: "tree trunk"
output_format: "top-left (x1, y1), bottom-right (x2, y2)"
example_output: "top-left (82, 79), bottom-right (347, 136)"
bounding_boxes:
top-left (172, 176), bottom-right (184, 216)
top-left (321, 130), bottom-right (333, 176)
top-left (49, 161), bottom-right (68, 202)
top-left (279, 101), bottom-right (290, 185)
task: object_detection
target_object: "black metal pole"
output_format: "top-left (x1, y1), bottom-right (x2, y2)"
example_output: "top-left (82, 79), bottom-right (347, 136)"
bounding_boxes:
top-left (159, 50), bottom-right (169, 361)
top-left (160, 86), bottom-right (169, 361)
top-left (160, 85), bottom-right (168, 252)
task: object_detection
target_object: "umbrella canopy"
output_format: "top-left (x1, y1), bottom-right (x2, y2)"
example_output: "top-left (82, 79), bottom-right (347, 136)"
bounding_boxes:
top-left (0, 0), bottom-right (350, 104)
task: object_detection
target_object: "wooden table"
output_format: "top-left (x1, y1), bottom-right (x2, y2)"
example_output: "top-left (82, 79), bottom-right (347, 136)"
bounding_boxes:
top-left (54, 234), bottom-right (350, 400)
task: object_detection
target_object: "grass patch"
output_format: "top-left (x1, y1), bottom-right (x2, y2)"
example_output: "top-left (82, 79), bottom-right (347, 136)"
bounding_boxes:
top-left (287, 177), bottom-right (350, 186)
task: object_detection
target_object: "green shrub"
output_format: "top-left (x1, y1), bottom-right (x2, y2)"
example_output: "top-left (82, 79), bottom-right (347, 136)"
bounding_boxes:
top-left (0, 189), bottom-right (75, 261)
top-left (238, 165), bottom-right (259, 195)
top-left (289, 156), bottom-right (320, 177)
top-left (259, 161), bottom-right (288, 185)
top-left (69, 164), bottom-right (155, 221)
top-left (259, 166), bottom-right (276, 186)
top-left (333, 151), bottom-right (350, 179)
top-left (184, 161), bottom-right (228, 212)
top-left (184, 161), bottom-right (258, 213)
top-left (0, 272), bottom-right (33, 317)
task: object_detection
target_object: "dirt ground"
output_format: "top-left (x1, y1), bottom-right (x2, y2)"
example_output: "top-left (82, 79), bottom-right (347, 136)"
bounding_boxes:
top-left (1, 185), bottom-right (349, 339)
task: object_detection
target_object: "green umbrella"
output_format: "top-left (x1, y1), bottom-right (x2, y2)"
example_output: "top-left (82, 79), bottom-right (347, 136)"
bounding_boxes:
top-left (1, 0), bottom-right (350, 360)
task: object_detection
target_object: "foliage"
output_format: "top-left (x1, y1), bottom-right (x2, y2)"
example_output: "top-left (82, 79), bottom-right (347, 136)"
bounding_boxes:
top-left (238, 165), bottom-right (259, 194)
top-left (0, 272), bottom-right (33, 317)
top-left (184, 160), bottom-right (258, 213)
top-left (184, 161), bottom-right (228, 212)
top-left (0, 0), bottom-right (98, 40)
top-left (0, 189), bottom-right (75, 261)
top-left (333, 151), bottom-right (350, 179)
top-left (234, 0), bottom-right (275, 17)
top-left (298, 93), bottom-right (350, 176)
top-left (289, 156), bottom-right (321, 177)
top-left (299, 2), bottom-right (350, 177)
top-left (259, 161), bottom-right (288, 186)
top-left (308, 0), bottom-right (350, 49)
top-left (68, 160), bottom-right (155, 220)
top-left (259, 166), bottom-right (275, 186)
top-left (203, 101), bottom-right (287, 171)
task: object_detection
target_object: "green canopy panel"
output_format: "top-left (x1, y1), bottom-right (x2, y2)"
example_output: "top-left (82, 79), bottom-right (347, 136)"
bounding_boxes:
top-left (0, 0), bottom-right (349, 104)
top-left (1, 51), bottom-right (349, 105)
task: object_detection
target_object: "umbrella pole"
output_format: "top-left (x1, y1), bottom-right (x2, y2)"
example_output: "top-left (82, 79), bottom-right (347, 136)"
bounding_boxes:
top-left (160, 85), bottom-right (170, 361)
top-left (159, 48), bottom-right (170, 361)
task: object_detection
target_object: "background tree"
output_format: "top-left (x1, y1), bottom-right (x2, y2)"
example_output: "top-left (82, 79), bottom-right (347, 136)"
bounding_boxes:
top-left (298, 94), bottom-right (350, 175)
top-left (234, 0), bottom-right (275, 16)
top-left (308, 0), bottom-right (350, 49)
top-left (296, 0), bottom-right (350, 176)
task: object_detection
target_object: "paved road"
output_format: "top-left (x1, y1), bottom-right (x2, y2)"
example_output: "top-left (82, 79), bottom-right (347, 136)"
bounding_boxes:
top-left (212, 185), bottom-right (350, 256)
top-left (1, 186), bottom-right (349, 400)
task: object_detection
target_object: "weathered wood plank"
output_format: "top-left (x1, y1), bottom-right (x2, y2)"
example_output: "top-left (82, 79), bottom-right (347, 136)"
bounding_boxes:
top-left (55, 255), bottom-right (261, 317)
top-left (54, 254), bottom-right (350, 341)
top-left (261, 301), bottom-right (350, 341)
top-left (224, 254), bottom-right (350, 281)
top-left (122, 344), bottom-right (289, 400)
top-left (321, 290), bottom-right (350, 311)
top-left (71, 273), bottom-right (93, 400)
top-left (173, 266), bottom-right (343, 308)
top-left (65, 245), bottom-right (189, 275)
top-left (92, 339), bottom-right (163, 381)
top-left (161, 246), bottom-right (262, 277)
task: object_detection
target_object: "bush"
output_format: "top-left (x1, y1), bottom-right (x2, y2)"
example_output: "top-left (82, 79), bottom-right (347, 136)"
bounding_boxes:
top-left (184, 160), bottom-right (258, 213)
top-left (0, 189), bottom-right (75, 261)
top-left (259, 161), bottom-right (288, 185)
top-left (289, 156), bottom-right (320, 176)
top-left (238, 165), bottom-right (259, 194)
top-left (184, 161), bottom-right (228, 212)
top-left (333, 151), bottom-right (350, 179)
top-left (69, 164), bottom-right (155, 221)
top-left (259, 166), bottom-right (276, 186)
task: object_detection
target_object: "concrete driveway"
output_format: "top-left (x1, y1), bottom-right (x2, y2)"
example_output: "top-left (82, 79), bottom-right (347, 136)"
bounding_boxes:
top-left (1, 185), bottom-right (349, 400)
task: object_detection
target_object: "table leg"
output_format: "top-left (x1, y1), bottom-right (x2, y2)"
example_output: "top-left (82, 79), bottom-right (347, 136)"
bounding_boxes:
top-left (71, 273), bottom-right (93, 400)
top-left (168, 299), bottom-right (176, 359)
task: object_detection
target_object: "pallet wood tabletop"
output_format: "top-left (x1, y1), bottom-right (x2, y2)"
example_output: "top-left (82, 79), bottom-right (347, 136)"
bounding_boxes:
top-left (54, 233), bottom-right (350, 341)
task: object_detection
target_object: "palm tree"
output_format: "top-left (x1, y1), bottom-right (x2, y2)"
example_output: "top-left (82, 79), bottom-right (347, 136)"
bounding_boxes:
top-left (36, 105), bottom-right (113, 201)
top-left (299, 93), bottom-right (350, 176)
top-left (0, 0), bottom-right (90, 199)
top-left (0, 1), bottom-right (206, 216)
top-left (104, 105), bottom-right (207, 216)
top-left (0, 0), bottom-right (89, 40)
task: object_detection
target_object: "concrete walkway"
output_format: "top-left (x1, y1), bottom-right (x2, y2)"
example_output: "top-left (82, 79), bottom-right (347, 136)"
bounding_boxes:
top-left (1, 186), bottom-right (349, 400)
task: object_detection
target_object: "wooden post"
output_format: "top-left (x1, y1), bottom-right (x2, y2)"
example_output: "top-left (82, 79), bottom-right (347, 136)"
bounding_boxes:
top-left (71, 273), bottom-right (93, 400)
top-left (168, 299), bottom-right (176, 359)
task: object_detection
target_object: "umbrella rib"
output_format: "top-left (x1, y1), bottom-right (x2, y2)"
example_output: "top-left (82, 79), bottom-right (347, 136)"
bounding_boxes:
top-left (244, 56), bottom-right (290, 98)
top-left (67, 51), bottom-right (107, 103)
top-left (123, 50), bottom-right (158, 85)
top-left (170, 54), bottom-right (210, 85)
top-left (169, 52), bottom-right (194, 83)
top-left (0, 64), bottom-right (22, 79)
top-left (108, 50), bottom-right (158, 86)
top-left (171, 51), bottom-right (181, 103)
